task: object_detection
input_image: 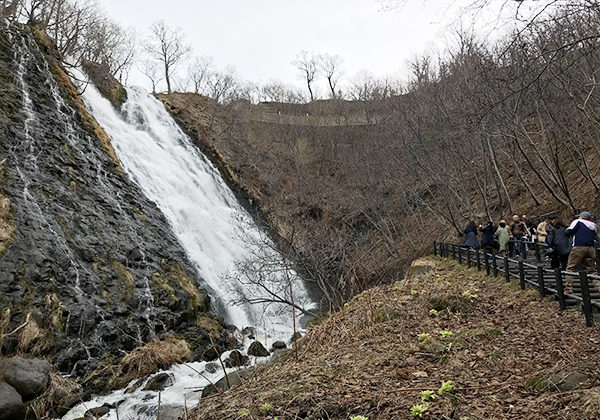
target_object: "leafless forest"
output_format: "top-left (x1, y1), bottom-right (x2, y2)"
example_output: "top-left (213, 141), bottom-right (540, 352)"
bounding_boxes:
top-left (5, 0), bottom-right (600, 309)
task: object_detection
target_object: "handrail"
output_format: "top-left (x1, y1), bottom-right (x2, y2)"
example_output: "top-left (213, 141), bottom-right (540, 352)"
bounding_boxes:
top-left (433, 241), bottom-right (599, 327)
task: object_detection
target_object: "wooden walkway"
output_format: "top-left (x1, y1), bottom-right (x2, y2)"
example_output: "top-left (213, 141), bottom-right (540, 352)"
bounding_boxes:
top-left (434, 241), bottom-right (600, 327)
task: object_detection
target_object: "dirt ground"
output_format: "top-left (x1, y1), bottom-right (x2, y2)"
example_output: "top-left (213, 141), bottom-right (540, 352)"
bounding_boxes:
top-left (190, 256), bottom-right (600, 420)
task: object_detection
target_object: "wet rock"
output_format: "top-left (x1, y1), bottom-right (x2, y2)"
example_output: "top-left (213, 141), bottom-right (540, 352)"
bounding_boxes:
top-left (0, 356), bottom-right (51, 400)
top-left (225, 350), bottom-right (249, 368)
top-left (84, 404), bottom-right (113, 419)
top-left (128, 247), bottom-right (144, 262)
top-left (136, 405), bottom-right (183, 420)
top-left (205, 362), bottom-right (220, 374)
top-left (247, 341), bottom-right (270, 357)
top-left (0, 381), bottom-right (24, 420)
top-left (241, 327), bottom-right (255, 339)
top-left (125, 377), bottom-right (146, 394)
top-left (142, 372), bottom-right (174, 392)
top-left (271, 341), bottom-right (287, 351)
top-left (201, 368), bottom-right (255, 398)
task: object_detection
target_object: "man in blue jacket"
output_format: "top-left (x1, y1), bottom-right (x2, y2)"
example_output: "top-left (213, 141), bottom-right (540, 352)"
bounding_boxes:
top-left (564, 211), bottom-right (598, 293)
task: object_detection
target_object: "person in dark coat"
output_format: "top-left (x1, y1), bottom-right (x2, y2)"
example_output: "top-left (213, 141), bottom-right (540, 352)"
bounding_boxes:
top-left (462, 221), bottom-right (480, 249)
top-left (479, 221), bottom-right (496, 253)
top-left (547, 217), bottom-right (571, 270)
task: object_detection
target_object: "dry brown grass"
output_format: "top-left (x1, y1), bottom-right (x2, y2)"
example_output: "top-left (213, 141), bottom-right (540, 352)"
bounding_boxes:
top-left (120, 335), bottom-right (193, 383)
top-left (27, 372), bottom-right (81, 419)
top-left (190, 257), bottom-right (600, 419)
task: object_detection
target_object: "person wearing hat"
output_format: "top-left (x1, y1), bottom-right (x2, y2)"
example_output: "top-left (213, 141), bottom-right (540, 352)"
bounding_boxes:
top-left (564, 211), bottom-right (598, 294)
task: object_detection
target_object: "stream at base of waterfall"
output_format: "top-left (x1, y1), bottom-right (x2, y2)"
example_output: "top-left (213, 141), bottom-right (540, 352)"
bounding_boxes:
top-left (61, 81), bottom-right (314, 420)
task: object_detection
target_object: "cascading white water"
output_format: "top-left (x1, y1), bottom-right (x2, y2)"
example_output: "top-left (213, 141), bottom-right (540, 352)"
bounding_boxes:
top-left (61, 83), bottom-right (313, 419)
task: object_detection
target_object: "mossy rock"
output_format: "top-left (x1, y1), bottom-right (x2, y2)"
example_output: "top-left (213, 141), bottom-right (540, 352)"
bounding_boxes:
top-left (526, 371), bottom-right (591, 393)
top-left (429, 294), bottom-right (474, 313)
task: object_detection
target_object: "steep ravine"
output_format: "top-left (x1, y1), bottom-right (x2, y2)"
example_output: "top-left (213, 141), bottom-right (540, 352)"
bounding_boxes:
top-left (0, 24), bottom-right (221, 383)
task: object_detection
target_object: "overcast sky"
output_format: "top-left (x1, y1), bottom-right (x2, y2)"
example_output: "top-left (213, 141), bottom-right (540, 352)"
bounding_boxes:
top-left (96, 0), bottom-right (519, 93)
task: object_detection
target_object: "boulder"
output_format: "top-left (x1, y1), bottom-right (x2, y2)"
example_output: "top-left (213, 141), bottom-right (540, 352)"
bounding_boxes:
top-left (0, 381), bottom-right (24, 420)
top-left (0, 356), bottom-right (51, 400)
top-left (247, 341), bottom-right (270, 357)
top-left (241, 327), bottom-right (255, 339)
top-left (143, 372), bottom-right (174, 392)
top-left (271, 341), bottom-right (287, 351)
top-left (84, 404), bottom-right (113, 419)
top-left (225, 350), bottom-right (249, 368)
top-left (526, 370), bottom-right (591, 393)
top-left (204, 362), bottom-right (219, 374)
top-left (201, 368), bottom-right (254, 398)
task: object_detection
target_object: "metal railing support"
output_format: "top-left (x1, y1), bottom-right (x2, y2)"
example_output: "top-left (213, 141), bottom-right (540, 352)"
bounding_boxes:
top-left (504, 256), bottom-right (510, 283)
top-left (580, 271), bottom-right (594, 327)
top-left (476, 250), bottom-right (481, 271)
top-left (537, 265), bottom-right (545, 297)
top-left (484, 251), bottom-right (490, 276)
top-left (555, 268), bottom-right (566, 311)
top-left (467, 248), bottom-right (471, 268)
top-left (519, 259), bottom-right (525, 290)
top-left (492, 254), bottom-right (498, 277)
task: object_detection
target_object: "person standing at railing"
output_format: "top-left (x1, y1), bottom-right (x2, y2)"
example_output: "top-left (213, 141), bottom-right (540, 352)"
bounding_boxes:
top-left (522, 214), bottom-right (536, 242)
top-left (547, 217), bottom-right (571, 270)
top-left (537, 216), bottom-right (553, 261)
top-left (479, 221), bottom-right (496, 254)
top-left (509, 215), bottom-right (526, 255)
top-left (462, 221), bottom-right (480, 249)
top-left (564, 211), bottom-right (598, 294)
top-left (537, 217), bottom-right (551, 244)
top-left (495, 220), bottom-right (510, 257)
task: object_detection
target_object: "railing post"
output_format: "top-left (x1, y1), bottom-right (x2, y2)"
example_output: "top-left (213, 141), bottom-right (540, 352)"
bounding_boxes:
top-left (452, 245), bottom-right (456, 260)
top-left (484, 252), bottom-right (490, 276)
top-left (580, 271), bottom-right (594, 327)
top-left (458, 247), bottom-right (463, 264)
top-left (555, 268), bottom-right (566, 311)
top-left (518, 259), bottom-right (525, 290)
top-left (522, 243), bottom-right (527, 261)
top-left (467, 248), bottom-right (471, 268)
top-left (476, 250), bottom-right (481, 271)
top-left (537, 266), bottom-right (545, 297)
top-left (492, 254), bottom-right (498, 277)
top-left (433, 241), bottom-right (437, 257)
top-left (509, 240), bottom-right (515, 258)
top-left (504, 256), bottom-right (510, 283)
top-left (534, 243), bottom-right (541, 262)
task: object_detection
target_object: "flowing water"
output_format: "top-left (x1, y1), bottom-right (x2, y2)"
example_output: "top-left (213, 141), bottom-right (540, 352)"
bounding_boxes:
top-left (61, 82), bottom-right (313, 419)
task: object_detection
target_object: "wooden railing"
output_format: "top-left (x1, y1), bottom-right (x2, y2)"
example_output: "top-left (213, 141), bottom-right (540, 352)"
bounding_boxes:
top-left (433, 241), bottom-right (600, 327)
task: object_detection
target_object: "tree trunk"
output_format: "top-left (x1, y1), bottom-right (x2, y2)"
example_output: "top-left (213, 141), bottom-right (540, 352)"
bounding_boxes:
top-left (165, 62), bottom-right (171, 94)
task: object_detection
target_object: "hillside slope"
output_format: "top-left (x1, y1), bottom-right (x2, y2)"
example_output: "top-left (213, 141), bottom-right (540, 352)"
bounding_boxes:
top-left (191, 256), bottom-right (600, 419)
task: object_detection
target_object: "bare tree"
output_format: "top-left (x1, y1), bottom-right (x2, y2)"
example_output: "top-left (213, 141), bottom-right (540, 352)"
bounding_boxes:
top-left (144, 20), bottom-right (191, 94)
top-left (292, 50), bottom-right (318, 101)
top-left (318, 53), bottom-right (344, 98)
top-left (138, 58), bottom-right (163, 94)
top-left (187, 55), bottom-right (214, 95)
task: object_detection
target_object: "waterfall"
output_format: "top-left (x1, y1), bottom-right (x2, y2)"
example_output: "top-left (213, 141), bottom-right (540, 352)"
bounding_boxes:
top-left (61, 82), bottom-right (313, 419)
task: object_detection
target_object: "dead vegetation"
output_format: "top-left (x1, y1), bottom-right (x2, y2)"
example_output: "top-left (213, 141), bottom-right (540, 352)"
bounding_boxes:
top-left (190, 256), bottom-right (600, 419)
top-left (83, 335), bottom-right (193, 394)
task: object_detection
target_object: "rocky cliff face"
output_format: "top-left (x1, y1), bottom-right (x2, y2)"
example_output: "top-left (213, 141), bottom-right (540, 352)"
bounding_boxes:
top-left (0, 24), bottom-right (220, 377)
